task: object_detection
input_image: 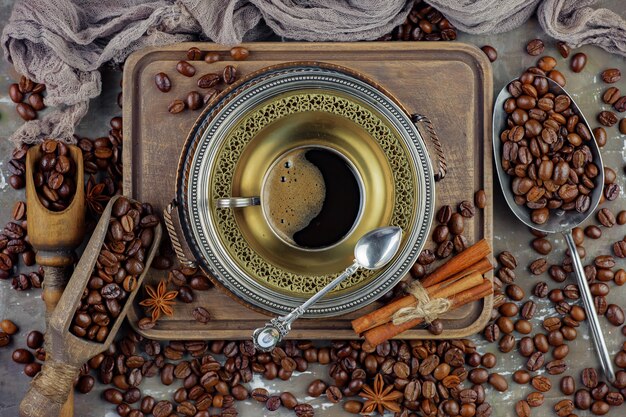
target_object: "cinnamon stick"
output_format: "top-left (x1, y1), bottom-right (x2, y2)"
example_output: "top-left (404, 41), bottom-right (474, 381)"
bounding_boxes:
top-left (362, 279), bottom-right (493, 345)
top-left (351, 271), bottom-right (483, 335)
top-left (439, 257), bottom-right (493, 283)
top-left (420, 239), bottom-right (491, 288)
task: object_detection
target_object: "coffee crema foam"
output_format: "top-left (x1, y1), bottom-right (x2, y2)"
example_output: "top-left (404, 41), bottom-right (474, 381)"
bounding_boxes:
top-left (263, 149), bottom-right (326, 245)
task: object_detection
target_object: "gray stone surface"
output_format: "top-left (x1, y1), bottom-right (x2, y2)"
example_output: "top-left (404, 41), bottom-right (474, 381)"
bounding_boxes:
top-left (1, 0), bottom-right (626, 416)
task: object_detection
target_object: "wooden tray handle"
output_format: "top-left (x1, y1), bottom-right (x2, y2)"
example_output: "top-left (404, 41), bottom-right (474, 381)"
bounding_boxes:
top-left (411, 114), bottom-right (447, 182)
top-left (163, 199), bottom-right (197, 269)
top-left (19, 359), bottom-right (79, 417)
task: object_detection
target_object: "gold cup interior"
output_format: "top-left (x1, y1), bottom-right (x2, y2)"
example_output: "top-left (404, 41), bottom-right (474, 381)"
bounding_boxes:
top-left (226, 110), bottom-right (394, 276)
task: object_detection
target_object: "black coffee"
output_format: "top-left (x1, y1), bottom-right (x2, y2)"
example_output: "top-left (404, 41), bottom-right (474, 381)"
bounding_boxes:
top-left (263, 147), bottom-right (361, 248)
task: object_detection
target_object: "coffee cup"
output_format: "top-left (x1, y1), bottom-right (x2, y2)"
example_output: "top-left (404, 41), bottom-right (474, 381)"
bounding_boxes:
top-left (216, 145), bottom-right (364, 250)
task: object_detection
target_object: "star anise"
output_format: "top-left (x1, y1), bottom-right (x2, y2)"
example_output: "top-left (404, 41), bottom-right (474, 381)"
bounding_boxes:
top-left (139, 280), bottom-right (178, 322)
top-left (85, 174), bottom-right (110, 218)
top-left (359, 373), bottom-right (403, 415)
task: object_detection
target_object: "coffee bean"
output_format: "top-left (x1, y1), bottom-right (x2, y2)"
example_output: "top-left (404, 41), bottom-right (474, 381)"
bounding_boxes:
top-left (0, 331), bottom-right (10, 347)
top-left (222, 65), bottom-right (237, 84)
top-left (266, 396), bottom-right (281, 411)
top-left (531, 238), bottom-right (551, 255)
top-left (513, 370), bottom-right (531, 384)
top-left (481, 45), bottom-right (497, 62)
top-left (9, 83), bottom-right (23, 103)
top-left (280, 392), bottom-right (298, 409)
top-left (603, 87), bottom-right (621, 104)
top-left (533, 281), bottom-right (548, 298)
top-left (526, 39), bottom-right (544, 56)
top-left (186, 46), bottom-right (203, 60)
top-left (585, 225), bottom-right (602, 239)
top-left (615, 96), bottom-right (626, 112)
top-left (519, 337), bottom-right (535, 357)
top-left (437, 205), bottom-right (452, 224)
top-left (307, 379), bottom-right (327, 397)
top-left (12, 348), bottom-right (33, 364)
top-left (526, 392), bottom-right (544, 408)
top-left (529, 258), bottom-right (547, 275)
top-left (601, 68), bottom-right (621, 83)
top-left (103, 388), bottom-right (124, 405)
top-left (168, 99), bottom-right (185, 114)
top-left (532, 375), bottom-right (552, 392)
top-left (197, 73), bottom-right (221, 89)
top-left (230, 46), bottom-right (249, 61)
top-left (22, 362), bottom-right (41, 378)
top-left (458, 200), bottom-right (475, 217)
top-left (499, 334), bottom-right (515, 352)
top-left (448, 213), bottom-right (464, 235)
top-left (526, 351), bottom-right (544, 371)
top-left (432, 224), bottom-right (449, 243)
top-left (593, 127), bottom-right (607, 147)
top-left (515, 400), bottom-right (530, 417)
top-left (537, 56), bottom-right (557, 72)
top-left (498, 251), bottom-right (517, 269)
top-left (557, 41), bottom-right (571, 58)
top-left (191, 306), bottom-right (211, 324)
top-left (16, 103), bottom-right (36, 121)
top-left (554, 399), bottom-right (574, 417)
top-left (606, 304), bottom-right (625, 326)
top-left (28, 93), bottom-right (45, 111)
top-left (570, 53), bottom-right (587, 73)
top-left (176, 61), bottom-right (196, 77)
top-left (152, 400), bottom-right (173, 417)
top-left (582, 367), bottom-right (599, 388)
top-left (575, 389), bottom-right (592, 409)
top-left (343, 400), bottom-right (362, 413)
top-left (546, 359), bottom-right (567, 375)
top-left (604, 183), bottom-right (620, 201)
top-left (1, 320), bottom-right (18, 335)
top-left (598, 110), bottom-right (618, 127)
top-left (185, 91), bottom-right (202, 110)
top-left (620, 118), bottom-right (626, 134)
top-left (26, 330), bottom-right (43, 349)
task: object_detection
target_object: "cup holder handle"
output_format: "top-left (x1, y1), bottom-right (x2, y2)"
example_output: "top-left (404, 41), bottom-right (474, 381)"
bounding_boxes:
top-left (411, 114), bottom-right (447, 182)
top-left (163, 200), bottom-right (198, 269)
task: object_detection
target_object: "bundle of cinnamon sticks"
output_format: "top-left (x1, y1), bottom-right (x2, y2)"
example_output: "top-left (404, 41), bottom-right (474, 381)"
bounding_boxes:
top-left (351, 239), bottom-right (493, 345)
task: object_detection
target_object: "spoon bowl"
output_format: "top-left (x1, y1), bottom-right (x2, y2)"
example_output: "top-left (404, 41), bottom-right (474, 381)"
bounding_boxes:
top-left (493, 75), bottom-right (614, 383)
top-left (493, 76), bottom-right (605, 235)
top-left (355, 226), bottom-right (403, 269)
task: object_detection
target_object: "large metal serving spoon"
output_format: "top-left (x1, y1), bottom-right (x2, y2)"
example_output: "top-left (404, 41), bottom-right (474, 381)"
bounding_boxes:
top-left (252, 226), bottom-right (402, 351)
top-left (493, 75), bottom-right (614, 383)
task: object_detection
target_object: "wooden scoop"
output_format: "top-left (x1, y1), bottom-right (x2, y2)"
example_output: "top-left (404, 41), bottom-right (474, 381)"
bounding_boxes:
top-left (25, 144), bottom-right (85, 417)
top-left (19, 195), bottom-right (162, 417)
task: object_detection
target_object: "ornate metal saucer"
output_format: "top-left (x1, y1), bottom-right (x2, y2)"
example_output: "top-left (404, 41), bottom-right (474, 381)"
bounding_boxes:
top-left (174, 62), bottom-right (442, 317)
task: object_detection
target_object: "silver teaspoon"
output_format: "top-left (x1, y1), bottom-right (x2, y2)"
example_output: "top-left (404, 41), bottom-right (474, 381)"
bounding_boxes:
top-left (252, 226), bottom-right (403, 351)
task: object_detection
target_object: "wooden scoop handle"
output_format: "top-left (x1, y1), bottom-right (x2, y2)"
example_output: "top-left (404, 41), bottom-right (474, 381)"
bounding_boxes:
top-left (19, 359), bottom-right (79, 417)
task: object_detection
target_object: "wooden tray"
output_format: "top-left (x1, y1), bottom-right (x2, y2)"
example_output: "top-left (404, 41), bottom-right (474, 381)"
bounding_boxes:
top-left (122, 42), bottom-right (493, 340)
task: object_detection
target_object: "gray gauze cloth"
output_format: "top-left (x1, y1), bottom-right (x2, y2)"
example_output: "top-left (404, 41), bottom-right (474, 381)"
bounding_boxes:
top-left (3, 0), bottom-right (626, 146)
top-left (2, 0), bottom-right (412, 145)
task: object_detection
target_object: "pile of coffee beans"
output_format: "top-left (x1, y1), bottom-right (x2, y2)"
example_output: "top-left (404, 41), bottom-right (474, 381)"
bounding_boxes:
top-left (500, 60), bottom-right (604, 225)
top-left (598, 68), bottom-right (626, 137)
top-left (34, 139), bottom-right (77, 211)
top-left (155, 46), bottom-right (250, 114)
top-left (0, 201), bottom-right (44, 289)
top-left (69, 197), bottom-right (158, 342)
top-left (483, 209), bottom-right (626, 416)
top-left (8, 75), bottom-right (46, 121)
top-left (9, 330), bottom-right (45, 378)
top-left (381, 1), bottom-right (457, 41)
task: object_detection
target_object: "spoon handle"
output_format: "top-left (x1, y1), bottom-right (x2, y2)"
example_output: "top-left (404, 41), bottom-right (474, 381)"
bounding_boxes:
top-left (282, 261), bottom-right (360, 325)
top-left (563, 230), bottom-right (615, 383)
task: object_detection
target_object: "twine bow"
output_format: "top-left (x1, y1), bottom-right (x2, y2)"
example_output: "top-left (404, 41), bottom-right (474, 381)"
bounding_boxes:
top-left (391, 280), bottom-right (451, 325)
